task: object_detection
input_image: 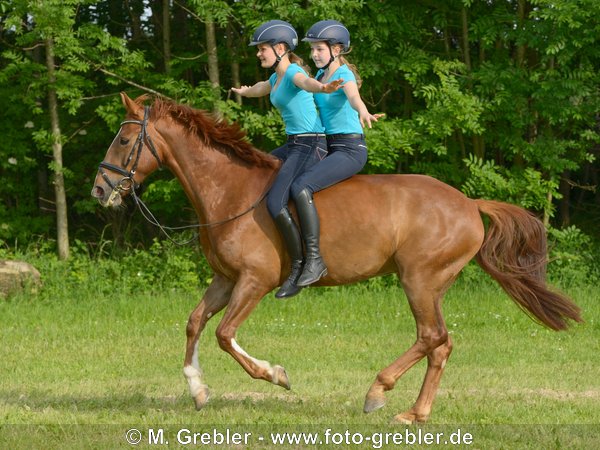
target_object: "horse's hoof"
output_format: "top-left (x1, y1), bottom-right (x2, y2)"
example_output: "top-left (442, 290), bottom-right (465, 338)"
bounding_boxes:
top-left (193, 386), bottom-right (210, 410)
top-left (272, 365), bottom-right (291, 390)
top-left (392, 411), bottom-right (428, 424)
top-left (393, 413), bottom-right (414, 424)
top-left (363, 394), bottom-right (386, 413)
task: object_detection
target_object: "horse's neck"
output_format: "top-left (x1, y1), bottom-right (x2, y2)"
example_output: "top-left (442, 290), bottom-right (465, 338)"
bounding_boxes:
top-left (164, 138), bottom-right (274, 224)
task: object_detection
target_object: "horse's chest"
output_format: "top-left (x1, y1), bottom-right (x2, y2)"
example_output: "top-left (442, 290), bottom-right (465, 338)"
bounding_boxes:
top-left (199, 235), bottom-right (241, 277)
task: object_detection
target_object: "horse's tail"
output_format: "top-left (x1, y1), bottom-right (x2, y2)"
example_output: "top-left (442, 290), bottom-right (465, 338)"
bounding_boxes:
top-left (474, 199), bottom-right (582, 331)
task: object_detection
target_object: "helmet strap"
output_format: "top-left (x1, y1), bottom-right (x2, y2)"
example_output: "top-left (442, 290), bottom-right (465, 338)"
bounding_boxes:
top-left (269, 45), bottom-right (290, 69)
top-left (321, 43), bottom-right (337, 71)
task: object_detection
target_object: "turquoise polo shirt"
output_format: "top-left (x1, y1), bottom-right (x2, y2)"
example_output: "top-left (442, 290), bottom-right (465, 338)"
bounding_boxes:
top-left (314, 64), bottom-right (362, 135)
top-left (269, 64), bottom-right (324, 135)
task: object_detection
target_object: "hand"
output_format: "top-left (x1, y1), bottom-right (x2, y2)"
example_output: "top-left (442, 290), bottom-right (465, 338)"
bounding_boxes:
top-left (231, 85), bottom-right (251, 96)
top-left (360, 112), bottom-right (385, 129)
top-left (321, 78), bottom-right (344, 93)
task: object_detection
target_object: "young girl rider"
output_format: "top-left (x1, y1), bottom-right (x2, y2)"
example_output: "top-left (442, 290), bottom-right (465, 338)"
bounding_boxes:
top-left (287, 20), bottom-right (383, 290)
top-left (231, 20), bottom-right (342, 299)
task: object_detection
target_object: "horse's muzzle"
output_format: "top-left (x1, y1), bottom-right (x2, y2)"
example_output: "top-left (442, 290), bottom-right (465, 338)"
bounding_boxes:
top-left (91, 185), bottom-right (105, 200)
top-left (91, 184), bottom-right (123, 208)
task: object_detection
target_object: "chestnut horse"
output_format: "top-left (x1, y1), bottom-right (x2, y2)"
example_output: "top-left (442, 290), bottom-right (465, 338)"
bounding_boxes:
top-left (92, 93), bottom-right (581, 424)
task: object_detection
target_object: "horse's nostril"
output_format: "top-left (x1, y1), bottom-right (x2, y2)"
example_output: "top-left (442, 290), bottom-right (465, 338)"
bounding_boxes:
top-left (92, 186), bottom-right (105, 199)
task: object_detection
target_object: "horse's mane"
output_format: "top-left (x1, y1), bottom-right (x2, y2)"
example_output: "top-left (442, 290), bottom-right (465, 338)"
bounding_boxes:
top-left (143, 96), bottom-right (279, 170)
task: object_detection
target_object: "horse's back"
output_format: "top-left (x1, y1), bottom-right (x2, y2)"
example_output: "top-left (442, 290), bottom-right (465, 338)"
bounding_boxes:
top-left (313, 174), bottom-right (485, 284)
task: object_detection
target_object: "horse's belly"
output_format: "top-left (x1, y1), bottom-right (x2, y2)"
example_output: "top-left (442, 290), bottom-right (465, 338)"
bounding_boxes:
top-left (318, 221), bottom-right (399, 285)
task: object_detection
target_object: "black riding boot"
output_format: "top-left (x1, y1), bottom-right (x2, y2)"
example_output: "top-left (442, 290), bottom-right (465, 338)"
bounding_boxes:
top-left (295, 189), bottom-right (328, 287)
top-left (273, 208), bottom-right (304, 298)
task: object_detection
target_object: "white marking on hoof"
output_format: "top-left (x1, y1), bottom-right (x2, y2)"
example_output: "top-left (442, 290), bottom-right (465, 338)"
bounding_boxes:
top-left (183, 365), bottom-right (206, 398)
top-left (394, 415), bottom-right (414, 425)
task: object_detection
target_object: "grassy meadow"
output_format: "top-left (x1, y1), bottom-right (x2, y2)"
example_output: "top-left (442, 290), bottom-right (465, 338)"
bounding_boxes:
top-left (0, 263), bottom-right (599, 449)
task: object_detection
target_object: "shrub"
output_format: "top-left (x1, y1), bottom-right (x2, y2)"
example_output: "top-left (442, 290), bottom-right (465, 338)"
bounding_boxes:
top-left (0, 237), bottom-right (213, 299)
top-left (547, 225), bottom-right (600, 288)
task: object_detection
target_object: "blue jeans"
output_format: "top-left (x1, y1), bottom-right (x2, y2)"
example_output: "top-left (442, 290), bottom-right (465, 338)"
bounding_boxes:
top-left (266, 135), bottom-right (327, 218)
top-left (290, 135), bottom-right (367, 199)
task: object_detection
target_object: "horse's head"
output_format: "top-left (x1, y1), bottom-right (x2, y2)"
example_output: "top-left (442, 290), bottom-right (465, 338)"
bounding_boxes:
top-left (92, 92), bottom-right (164, 207)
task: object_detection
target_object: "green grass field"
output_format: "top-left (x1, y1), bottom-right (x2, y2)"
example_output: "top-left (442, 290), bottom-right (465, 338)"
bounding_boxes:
top-left (1, 271), bottom-right (598, 449)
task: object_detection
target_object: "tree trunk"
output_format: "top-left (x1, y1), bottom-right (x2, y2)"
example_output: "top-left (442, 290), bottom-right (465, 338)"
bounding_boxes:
top-left (162, 0), bottom-right (171, 74)
top-left (461, 5), bottom-right (484, 159)
top-left (516, 0), bottom-right (527, 68)
top-left (125, 0), bottom-right (144, 42)
top-left (45, 37), bottom-right (69, 260)
top-left (460, 7), bottom-right (472, 73)
top-left (31, 44), bottom-right (51, 216)
top-left (559, 170), bottom-right (571, 226)
top-left (227, 21), bottom-right (242, 105)
top-left (403, 80), bottom-right (412, 119)
top-left (173, 0), bottom-right (193, 84)
top-left (205, 20), bottom-right (220, 89)
top-left (543, 191), bottom-right (552, 227)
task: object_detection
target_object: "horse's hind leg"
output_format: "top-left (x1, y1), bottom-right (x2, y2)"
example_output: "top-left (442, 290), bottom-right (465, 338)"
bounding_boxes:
top-left (394, 329), bottom-right (453, 424)
top-left (184, 274), bottom-right (233, 410)
top-left (364, 266), bottom-right (457, 423)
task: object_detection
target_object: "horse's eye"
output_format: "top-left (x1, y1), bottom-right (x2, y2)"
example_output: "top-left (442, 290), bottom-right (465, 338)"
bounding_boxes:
top-left (120, 137), bottom-right (130, 146)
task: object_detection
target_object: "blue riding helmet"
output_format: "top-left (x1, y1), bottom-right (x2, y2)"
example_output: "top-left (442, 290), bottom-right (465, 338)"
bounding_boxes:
top-left (302, 20), bottom-right (350, 52)
top-left (249, 20), bottom-right (298, 51)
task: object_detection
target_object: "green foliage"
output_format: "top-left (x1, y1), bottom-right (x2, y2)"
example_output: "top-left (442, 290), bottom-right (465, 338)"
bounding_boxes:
top-left (547, 225), bottom-right (600, 287)
top-left (140, 178), bottom-right (191, 220)
top-left (234, 108), bottom-right (286, 150)
top-left (410, 59), bottom-right (484, 139)
top-left (188, 0), bottom-right (232, 26)
top-left (461, 154), bottom-right (600, 288)
top-left (1, 0), bottom-right (600, 254)
top-left (1, 238), bottom-right (213, 297)
top-left (362, 118), bottom-right (413, 174)
top-left (463, 155), bottom-right (559, 215)
top-left (0, 84), bottom-right (53, 242)
top-left (364, 58), bottom-right (485, 176)
top-left (0, 0), bottom-right (167, 250)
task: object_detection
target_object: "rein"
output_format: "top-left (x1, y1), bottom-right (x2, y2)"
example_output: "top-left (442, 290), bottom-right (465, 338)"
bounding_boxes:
top-left (130, 184), bottom-right (272, 246)
top-left (98, 106), bottom-right (274, 246)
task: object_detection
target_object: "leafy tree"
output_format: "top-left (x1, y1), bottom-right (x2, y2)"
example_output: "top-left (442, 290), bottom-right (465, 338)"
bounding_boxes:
top-left (1, 0), bottom-right (153, 253)
top-left (0, 0), bottom-right (599, 256)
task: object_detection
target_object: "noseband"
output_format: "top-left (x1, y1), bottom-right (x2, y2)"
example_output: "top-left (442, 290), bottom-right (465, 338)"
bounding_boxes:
top-left (98, 106), bottom-right (162, 201)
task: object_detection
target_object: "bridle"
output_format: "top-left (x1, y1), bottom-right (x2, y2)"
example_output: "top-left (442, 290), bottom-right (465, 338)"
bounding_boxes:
top-left (98, 106), bottom-right (162, 204)
top-left (97, 105), bottom-right (274, 245)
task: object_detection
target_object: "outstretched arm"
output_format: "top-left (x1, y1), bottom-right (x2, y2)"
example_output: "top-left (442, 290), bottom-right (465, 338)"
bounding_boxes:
top-left (292, 72), bottom-right (343, 94)
top-left (231, 80), bottom-right (271, 98)
top-left (343, 81), bottom-right (385, 129)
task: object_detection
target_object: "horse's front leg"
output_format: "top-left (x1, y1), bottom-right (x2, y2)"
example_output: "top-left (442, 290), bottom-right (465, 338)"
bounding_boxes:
top-left (215, 274), bottom-right (290, 390)
top-left (183, 274), bottom-right (233, 410)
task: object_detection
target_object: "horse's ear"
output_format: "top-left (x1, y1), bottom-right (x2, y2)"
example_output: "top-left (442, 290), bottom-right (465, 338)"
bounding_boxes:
top-left (120, 92), bottom-right (141, 115)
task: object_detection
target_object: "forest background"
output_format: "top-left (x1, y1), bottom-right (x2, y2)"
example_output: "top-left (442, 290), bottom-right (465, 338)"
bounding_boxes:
top-left (1, 0), bottom-right (599, 286)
